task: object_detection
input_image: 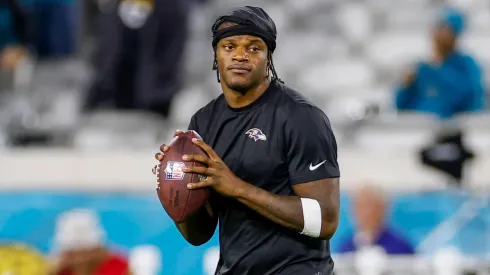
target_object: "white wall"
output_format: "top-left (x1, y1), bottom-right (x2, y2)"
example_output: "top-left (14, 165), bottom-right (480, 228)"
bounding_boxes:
top-left (0, 147), bottom-right (488, 192)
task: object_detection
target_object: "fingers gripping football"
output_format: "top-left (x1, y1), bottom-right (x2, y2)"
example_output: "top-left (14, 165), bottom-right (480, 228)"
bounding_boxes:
top-left (153, 134), bottom-right (228, 188)
top-left (181, 153), bottom-right (220, 183)
top-left (153, 130), bottom-right (210, 223)
top-left (181, 138), bottom-right (244, 197)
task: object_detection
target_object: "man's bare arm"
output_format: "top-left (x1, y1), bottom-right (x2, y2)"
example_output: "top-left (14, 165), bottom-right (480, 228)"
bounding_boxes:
top-left (234, 178), bottom-right (340, 240)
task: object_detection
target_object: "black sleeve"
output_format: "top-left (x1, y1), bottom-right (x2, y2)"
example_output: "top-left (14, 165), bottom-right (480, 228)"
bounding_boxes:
top-left (187, 113), bottom-right (207, 142)
top-left (285, 106), bottom-right (340, 185)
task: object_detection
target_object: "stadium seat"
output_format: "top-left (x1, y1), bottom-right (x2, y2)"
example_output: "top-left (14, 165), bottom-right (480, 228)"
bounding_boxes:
top-left (322, 96), bottom-right (370, 124)
top-left (285, 0), bottom-right (336, 15)
top-left (45, 89), bottom-right (81, 130)
top-left (300, 9), bottom-right (339, 35)
top-left (348, 113), bottom-right (442, 150)
top-left (0, 130), bottom-right (7, 148)
top-left (468, 9), bottom-right (490, 31)
top-left (30, 59), bottom-right (91, 90)
top-left (457, 113), bottom-right (490, 129)
top-left (368, 0), bottom-right (432, 12)
top-left (183, 38), bottom-right (213, 81)
top-left (274, 33), bottom-right (349, 76)
top-left (457, 113), bottom-right (490, 153)
top-left (321, 87), bottom-right (393, 124)
top-left (256, 4), bottom-right (290, 33)
top-left (461, 34), bottom-right (490, 64)
top-left (214, 0), bottom-right (272, 11)
top-left (370, 112), bottom-right (441, 129)
top-left (341, 87), bottom-right (393, 109)
top-left (446, 0), bottom-right (489, 10)
top-left (365, 32), bottom-right (430, 71)
top-left (383, 8), bottom-right (435, 30)
top-left (355, 126), bottom-right (437, 151)
top-left (73, 111), bottom-right (165, 149)
top-left (336, 3), bottom-right (373, 44)
top-left (188, 6), bottom-right (214, 37)
top-left (170, 86), bottom-right (213, 126)
top-left (297, 59), bottom-right (375, 97)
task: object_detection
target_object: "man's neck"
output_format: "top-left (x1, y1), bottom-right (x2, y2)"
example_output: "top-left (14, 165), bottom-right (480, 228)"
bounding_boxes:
top-left (222, 78), bottom-right (271, 109)
top-left (437, 46), bottom-right (456, 60)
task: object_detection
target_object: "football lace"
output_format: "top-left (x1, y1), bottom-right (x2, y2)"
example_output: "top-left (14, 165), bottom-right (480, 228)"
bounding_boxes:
top-left (156, 163), bottom-right (161, 190)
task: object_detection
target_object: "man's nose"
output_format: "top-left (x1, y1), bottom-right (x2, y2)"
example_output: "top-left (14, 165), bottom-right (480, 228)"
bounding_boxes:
top-left (233, 47), bottom-right (249, 62)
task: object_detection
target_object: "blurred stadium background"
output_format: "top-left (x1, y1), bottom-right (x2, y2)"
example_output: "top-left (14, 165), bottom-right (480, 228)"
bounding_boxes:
top-left (0, 0), bottom-right (489, 274)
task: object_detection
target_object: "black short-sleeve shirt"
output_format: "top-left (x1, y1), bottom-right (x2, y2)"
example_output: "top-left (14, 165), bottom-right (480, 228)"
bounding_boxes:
top-left (188, 80), bottom-right (340, 275)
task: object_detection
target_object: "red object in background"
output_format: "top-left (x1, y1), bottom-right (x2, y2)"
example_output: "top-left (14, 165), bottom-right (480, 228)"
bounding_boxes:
top-left (59, 253), bottom-right (129, 275)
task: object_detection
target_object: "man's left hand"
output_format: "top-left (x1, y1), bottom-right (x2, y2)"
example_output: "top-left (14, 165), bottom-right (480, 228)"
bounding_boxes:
top-left (182, 138), bottom-right (245, 197)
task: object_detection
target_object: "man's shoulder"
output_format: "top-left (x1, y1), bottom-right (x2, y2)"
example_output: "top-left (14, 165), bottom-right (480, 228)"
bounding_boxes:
top-left (276, 83), bottom-right (329, 124)
top-left (275, 82), bottom-right (317, 109)
top-left (278, 83), bottom-right (326, 119)
top-left (452, 51), bottom-right (482, 69)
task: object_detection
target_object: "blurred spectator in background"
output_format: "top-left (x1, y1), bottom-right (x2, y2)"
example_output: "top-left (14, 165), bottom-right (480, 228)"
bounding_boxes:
top-left (339, 185), bottom-right (415, 255)
top-left (30, 0), bottom-right (77, 59)
top-left (0, 243), bottom-right (48, 275)
top-left (129, 245), bottom-right (162, 275)
top-left (0, 0), bottom-right (30, 72)
top-left (395, 6), bottom-right (486, 120)
top-left (83, 0), bottom-right (198, 118)
top-left (49, 208), bottom-right (130, 275)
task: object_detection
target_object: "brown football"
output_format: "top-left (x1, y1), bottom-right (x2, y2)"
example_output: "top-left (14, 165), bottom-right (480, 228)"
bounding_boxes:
top-left (156, 130), bottom-right (210, 223)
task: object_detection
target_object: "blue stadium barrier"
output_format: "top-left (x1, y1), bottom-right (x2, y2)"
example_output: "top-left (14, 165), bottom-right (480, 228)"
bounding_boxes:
top-left (0, 191), bottom-right (488, 275)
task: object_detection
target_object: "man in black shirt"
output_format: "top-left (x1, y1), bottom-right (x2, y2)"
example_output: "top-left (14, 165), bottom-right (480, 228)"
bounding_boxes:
top-left (154, 6), bottom-right (340, 275)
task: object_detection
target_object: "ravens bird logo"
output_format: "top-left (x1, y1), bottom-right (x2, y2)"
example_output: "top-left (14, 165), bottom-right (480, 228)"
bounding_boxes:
top-left (245, 128), bottom-right (267, 142)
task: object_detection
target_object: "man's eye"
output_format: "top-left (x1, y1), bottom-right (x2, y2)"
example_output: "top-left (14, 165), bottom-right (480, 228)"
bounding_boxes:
top-left (224, 45), bottom-right (234, 50)
top-left (250, 47), bottom-right (259, 52)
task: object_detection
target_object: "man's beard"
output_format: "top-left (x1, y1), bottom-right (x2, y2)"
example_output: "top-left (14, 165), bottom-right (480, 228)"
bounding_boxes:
top-left (227, 83), bottom-right (253, 95)
top-left (225, 76), bottom-right (262, 95)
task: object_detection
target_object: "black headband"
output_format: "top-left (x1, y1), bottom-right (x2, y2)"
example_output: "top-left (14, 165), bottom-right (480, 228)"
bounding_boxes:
top-left (212, 24), bottom-right (277, 53)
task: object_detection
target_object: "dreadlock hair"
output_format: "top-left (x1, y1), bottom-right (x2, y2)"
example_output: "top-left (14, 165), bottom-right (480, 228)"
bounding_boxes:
top-left (212, 50), bottom-right (283, 84)
top-left (267, 51), bottom-right (283, 83)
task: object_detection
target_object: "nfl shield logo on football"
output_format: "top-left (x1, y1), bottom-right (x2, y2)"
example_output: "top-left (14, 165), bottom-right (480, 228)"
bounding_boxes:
top-left (164, 161), bottom-right (186, 180)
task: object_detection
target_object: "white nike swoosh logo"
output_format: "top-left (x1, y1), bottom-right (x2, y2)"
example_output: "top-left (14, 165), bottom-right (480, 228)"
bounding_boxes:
top-left (309, 161), bottom-right (326, 171)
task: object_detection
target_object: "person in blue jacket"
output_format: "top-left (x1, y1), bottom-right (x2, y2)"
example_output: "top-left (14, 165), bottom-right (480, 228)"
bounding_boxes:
top-left (395, 7), bottom-right (486, 119)
top-left (338, 185), bottom-right (415, 255)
